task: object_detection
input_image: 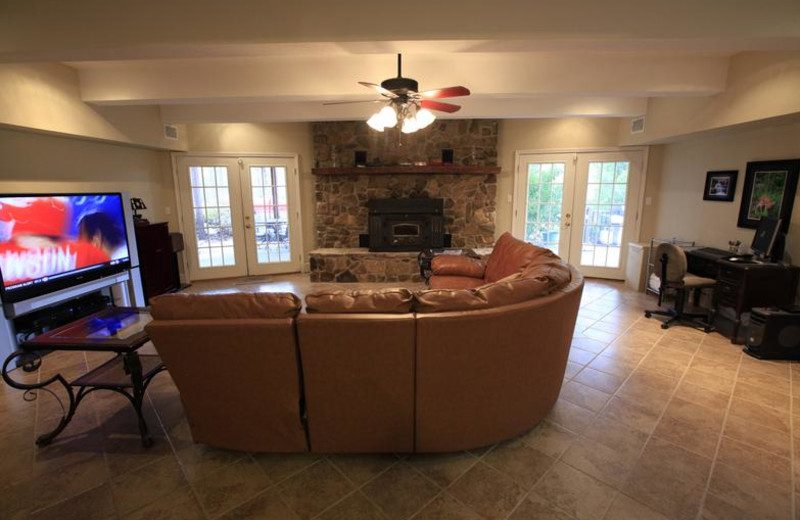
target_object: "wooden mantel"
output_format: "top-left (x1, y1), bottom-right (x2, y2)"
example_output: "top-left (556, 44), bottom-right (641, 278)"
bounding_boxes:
top-left (311, 165), bottom-right (501, 176)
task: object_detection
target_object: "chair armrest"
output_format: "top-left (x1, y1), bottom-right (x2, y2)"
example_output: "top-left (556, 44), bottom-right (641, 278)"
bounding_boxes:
top-left (431, 255), bottom-right (486, 279)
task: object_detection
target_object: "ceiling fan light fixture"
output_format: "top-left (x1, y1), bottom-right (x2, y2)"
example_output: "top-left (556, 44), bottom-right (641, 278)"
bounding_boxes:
top-left (416, 108), bottom-right (436, 129)
top-left (367, 112), bottom-right (387, 131)
top-left (378, 105), bottom-right (398, 128)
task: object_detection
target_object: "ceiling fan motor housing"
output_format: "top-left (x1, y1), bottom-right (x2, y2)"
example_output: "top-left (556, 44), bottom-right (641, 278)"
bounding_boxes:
top-left (381, 76), bottom-right (419, 94)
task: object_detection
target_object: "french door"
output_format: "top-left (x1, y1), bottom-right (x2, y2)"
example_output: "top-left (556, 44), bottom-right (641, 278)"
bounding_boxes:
top-left (513, 150), bottom-right (644, 279)
top-left (175, 155), bottom-right (302, 281)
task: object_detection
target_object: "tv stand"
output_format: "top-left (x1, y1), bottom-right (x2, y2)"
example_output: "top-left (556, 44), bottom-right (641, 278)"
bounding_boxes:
top-left (0, 269), bottom-right (144, 361)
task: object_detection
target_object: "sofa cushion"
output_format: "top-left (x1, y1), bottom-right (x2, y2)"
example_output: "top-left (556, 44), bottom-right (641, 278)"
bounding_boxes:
top-left (149, 292), bottom-right (301, 320)
top-left (305, 288), bottom-right (414, 313)
top-left (483, 232), bottom-right (553, 283)
top-left (428, 275), bottom-right (486, 290)
top-left (430, 255), bottom-right (486, 279)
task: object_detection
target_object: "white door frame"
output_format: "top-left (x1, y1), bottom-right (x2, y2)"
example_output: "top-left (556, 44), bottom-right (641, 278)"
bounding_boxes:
top-left (171, 152), bottom-right (303, 283)
top-left (512, 146), bottom-right (649, 274)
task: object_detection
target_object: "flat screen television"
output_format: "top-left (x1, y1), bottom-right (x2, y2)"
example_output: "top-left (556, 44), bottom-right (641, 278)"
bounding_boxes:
top-left (0, 194), bottom-right (132, 304)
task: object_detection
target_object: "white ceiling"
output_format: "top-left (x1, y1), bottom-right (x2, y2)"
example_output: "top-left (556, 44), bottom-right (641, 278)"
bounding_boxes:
top-left (3, 0), bottom-right (800, 123)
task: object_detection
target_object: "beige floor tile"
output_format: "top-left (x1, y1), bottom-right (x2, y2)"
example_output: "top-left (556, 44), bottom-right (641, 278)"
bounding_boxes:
top-left (652, 416), bottom-right (721, 459)
top-left (681, 368), bottom-right (736, 394)
top-left (29, 482), bottom-right (116, 520)
top-left (737, 366), bottom-right (791, 394)
top-left (218, 489), bottom-right (299, 519)
top-left (662, 397), bottom-right (726, 432)
top-left (687, 356), bottom-right (739, 380)
top-left (520, 421), bottom-right (577, 458)
top-left (532, 461), bottom-right (616, 520)
top-left (191, 457), bottom-right (272, 518)
top-left (413, 493), bottom-right (483, 520)
top-left (622, 438), bottom-right (712, 520)
top-left (252, 452), bottom-right (322, 483)
top-left (316, 492), bottom-right (387, 520)
top-left (176, 443), bottom-right (246, 483)
top-left (565, 361), bottom-right (584, 379)
top-left (328, 453), bottom-right (398, 486)
top-left (587, 355), bottom-right (638, 379)
top-left (582, 328), bottom-right (619, 344)
top-left (599, 396), bottom-right (661, 435)
top-left (704, 462), bottom-right (791, 520)
top-left (715, 437), bottom-right (791, 489)
top-left (672, 380), bottom-right (730, 410)
top-left (723, 414), bottom-right (791, 458)
top-left (560, 380), bottom-right (613, 413)
top-left (361, 463), bottom-right (440, 520)
top-left (112, 455), bottom-right (187, 516)
top-left (278, 460), bottom-right (354, 520)
top-left (728, 397), bottom-right (791, 433)
top-left (483, 439), bottom-right (555, 489)
top-left (583, 415), bottom-right (649, 459)
top-left (573, 367), bottom-right (627, 394)
top-left (547, 399), bottom-right (597, 433)
top-left (123, 486), bottom-right (205, 520)
top-left (733, 380), bottom-right (791, 412)
top-left (561, 436), bottom-right (638, 488)
top-left (572, 337), bottom-right (610, 353)
top-left (406, 451), bottom-right (477, 488)
top-left (507, 493), bottom-right (574, 520)
top-left (448, 462), bottom-right (526, 520)
top-left (603, 494), bottom-right (671, 520)
top-left (569, 348), bottom-right (598, 366)
top-left (738, 357), bottom-right (791, 380)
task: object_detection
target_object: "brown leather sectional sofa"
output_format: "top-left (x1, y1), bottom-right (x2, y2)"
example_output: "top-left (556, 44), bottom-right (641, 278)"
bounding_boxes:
top-left (146, 233), bottom-right (584, 453)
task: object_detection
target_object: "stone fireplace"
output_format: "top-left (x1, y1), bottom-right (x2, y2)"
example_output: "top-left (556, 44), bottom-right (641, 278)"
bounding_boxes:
top-left (367, 198), bottom-right (445, 252)
top-left (309, 120), bottom-right (499, 282)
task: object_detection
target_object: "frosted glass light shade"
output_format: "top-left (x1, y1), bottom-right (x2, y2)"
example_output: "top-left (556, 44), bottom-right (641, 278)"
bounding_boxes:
top-left (416, 108), bottom-right (436, 128)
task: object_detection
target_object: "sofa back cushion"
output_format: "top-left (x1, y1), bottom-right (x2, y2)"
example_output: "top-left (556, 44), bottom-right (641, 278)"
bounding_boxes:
top-left (150, 292), bottom-right (301, 320)
top-left (415, 260), bottom-right (573, 313)
top-left (484, 232), bottom-right (551, 283)
top-left (305, 288), bottom-right (414, 314)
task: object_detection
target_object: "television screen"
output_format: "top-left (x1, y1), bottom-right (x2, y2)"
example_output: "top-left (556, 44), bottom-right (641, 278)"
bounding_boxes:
top-left (0, 194), bottom-right (131, 301)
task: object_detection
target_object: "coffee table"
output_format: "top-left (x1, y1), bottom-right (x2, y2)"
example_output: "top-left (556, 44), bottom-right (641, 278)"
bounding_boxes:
top-left (1, 307), bottom-right (166, 447)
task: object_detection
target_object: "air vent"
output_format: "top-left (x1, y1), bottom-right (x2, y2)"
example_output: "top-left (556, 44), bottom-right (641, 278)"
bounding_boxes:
top-left (164, 124), bottom-right (179, 140)
top-left (630, 116), bottom-right (645, 134)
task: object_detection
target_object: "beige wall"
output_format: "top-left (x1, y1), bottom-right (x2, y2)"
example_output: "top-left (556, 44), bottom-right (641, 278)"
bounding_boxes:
top-left (652, 120), bottom-right (800, 263)
top-left (0, 63), bottom-right (188, 151)
top-left (620, 52), bottom-right (800, 145)
top-left (185, 123), bottom-right (316, 260)
top-left (0, 128), bottom-right (177, 228)
top-left (497, 118), bottom-right (625, 236)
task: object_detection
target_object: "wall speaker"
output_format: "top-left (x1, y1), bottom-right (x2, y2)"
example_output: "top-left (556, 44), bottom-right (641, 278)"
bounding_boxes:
top-left (745, 306), bottom-right (800, 360)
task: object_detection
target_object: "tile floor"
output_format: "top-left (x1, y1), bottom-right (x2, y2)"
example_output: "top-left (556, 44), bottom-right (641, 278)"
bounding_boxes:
top-left (0, 276), bottom-right (798, 520)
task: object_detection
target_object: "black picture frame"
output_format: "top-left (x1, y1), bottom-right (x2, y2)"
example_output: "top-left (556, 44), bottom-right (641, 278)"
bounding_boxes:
top-left (703, 170), bottom-right (737, 202)
top-left (737, 159), bottom-right (800, 231)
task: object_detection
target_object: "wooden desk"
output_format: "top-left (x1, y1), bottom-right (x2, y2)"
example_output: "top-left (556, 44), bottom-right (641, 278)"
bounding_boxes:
top-left (685, 248), bottom-right (800, 342)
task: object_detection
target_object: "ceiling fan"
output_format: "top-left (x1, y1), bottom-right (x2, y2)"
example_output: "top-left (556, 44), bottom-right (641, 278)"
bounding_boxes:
top-left (324, 54), bottom-right (470, 133)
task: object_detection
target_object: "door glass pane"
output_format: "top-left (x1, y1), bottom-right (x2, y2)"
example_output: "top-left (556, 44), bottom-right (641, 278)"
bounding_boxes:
top-left (188, 166), bottom-right (236, 268)
top-left (249, 166), bottom-right (292, 264)
top-left (580, 161), bottom-right (629, 268)
top-left (524, 162), bottom-right (565, 255)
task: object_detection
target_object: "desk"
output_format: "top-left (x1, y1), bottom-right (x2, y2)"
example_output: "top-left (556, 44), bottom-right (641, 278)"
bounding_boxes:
top-left (1, 307), bottom-right (166, 447)
top-left (685, 248), bottom-right (800, 342)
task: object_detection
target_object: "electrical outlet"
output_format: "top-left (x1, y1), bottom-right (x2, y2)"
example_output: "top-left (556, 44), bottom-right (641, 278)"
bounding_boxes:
top-left (165, 206), bottom-right (172, 215)
top-left (507, 194), bottom-right (512, 203)
top-left (645, 197), bottom-right (652, 206)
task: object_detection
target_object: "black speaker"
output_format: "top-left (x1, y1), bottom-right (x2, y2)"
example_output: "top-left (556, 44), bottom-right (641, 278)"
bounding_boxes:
top-left (745, 306), bottom-right (800, 360)
top-left (442, 149), bottom-right (454, 164)
top-left (359, 233), bottom-right (370, 248)
top-left (355, 150), bottom-right (367, 166)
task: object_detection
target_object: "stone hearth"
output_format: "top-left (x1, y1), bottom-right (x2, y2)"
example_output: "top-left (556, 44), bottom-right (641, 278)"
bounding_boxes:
top-left (309, 249), bottom-right (424, 283)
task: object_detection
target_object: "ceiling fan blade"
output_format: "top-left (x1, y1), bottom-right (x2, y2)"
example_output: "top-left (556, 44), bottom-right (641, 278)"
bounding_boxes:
top-left (358, 81), bottom-right (398, 98)
top-left (419, 86), bottom-right (471, 99)
top-left (420, 100), bottom-right (462, 113)
top-left (323, 99), bottom-right (384, 106)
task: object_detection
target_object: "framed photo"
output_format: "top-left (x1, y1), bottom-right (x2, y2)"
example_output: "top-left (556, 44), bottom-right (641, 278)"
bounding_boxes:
top-left (737, 159), bottom-right (800, 231)
top-left (703, 170), bottom-right (737, 201)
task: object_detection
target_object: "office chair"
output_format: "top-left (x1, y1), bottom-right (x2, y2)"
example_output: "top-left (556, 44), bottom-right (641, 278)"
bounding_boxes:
top-left (644, 243), bottom-right (716, 332)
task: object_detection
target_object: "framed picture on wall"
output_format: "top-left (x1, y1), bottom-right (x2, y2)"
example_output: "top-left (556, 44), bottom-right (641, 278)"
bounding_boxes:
top-left (737, 159), bottom-right (800, 231)
top-left (703, 170), bottom-right (737, 201)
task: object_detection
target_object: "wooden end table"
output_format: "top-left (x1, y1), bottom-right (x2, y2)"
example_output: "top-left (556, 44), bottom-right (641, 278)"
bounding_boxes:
top-left (1, 307), bottom-right (166, 447)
